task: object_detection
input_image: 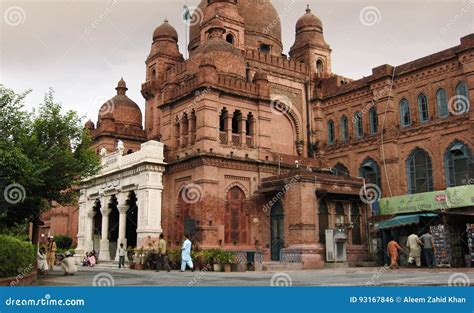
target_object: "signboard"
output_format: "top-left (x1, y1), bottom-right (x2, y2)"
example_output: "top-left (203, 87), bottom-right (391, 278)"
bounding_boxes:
top-left (379, 185), bottom-right (474, 215)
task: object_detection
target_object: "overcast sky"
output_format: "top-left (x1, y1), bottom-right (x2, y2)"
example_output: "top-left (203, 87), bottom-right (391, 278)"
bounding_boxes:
top-left (1, 0), bottom-right (472, 124)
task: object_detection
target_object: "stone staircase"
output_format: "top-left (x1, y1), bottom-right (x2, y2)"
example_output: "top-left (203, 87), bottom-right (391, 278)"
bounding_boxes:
top-left (262, 261), bottom-right (303, 271)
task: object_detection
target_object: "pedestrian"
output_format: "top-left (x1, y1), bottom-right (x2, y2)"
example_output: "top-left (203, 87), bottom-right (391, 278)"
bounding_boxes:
top-left (118, 243), bottom-right (126, 269)
top-left (60, 252), bottom-right (77, 276)
top-left (387, 239), bottom-right (403, 269)
top-left (37, 247), bottom-right (49, 275)
top-left (406, 233), bottom-right (422, 267)
top-left (157, 234), bottom-right (171, 272)
top-left (420, 230), bottom-right (436, 268)
top-left (46, 236), bottom-right (57, 271)
top-left (180, 234), bottom-right (194, 272)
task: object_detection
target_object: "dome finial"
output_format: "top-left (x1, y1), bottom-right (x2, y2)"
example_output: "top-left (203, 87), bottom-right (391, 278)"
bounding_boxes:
top-left (306, 4), bottom-right (311, 14)
top-left (116, 78), bottom-right (128, 95)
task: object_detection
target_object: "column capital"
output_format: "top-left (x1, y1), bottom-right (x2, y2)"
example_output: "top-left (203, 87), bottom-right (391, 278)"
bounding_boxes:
top-left (118, 205), bottom-right (128, 214)
top-left (100, 208), bottom-right (112, 216)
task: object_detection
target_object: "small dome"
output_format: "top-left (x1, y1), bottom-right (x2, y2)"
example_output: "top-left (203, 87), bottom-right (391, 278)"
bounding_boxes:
top-left (85, 119), bottom-right (95, 130)
top-left (296, 6), bottom-right (323, 33)
top-left (153, 19), bottom-right (178, 42)
top-left (98, 79), bottom-right (143, 128)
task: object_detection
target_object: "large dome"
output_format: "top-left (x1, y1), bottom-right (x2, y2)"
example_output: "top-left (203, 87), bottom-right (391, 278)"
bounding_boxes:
top-left (189, 0), bottom-right (282, 54)
top-left (98, 79), bottom-right (143, 128)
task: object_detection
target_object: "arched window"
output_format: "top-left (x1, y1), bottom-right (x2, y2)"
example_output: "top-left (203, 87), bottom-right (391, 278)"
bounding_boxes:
top-left (351, 202), bottom-right (362, 245)
top-left (418, 93), bottom-right (429, 122)
top-left (445, 141), bottom-right (474, 187)
top-left (407, 149), bottom-right (434, 194)
top-left (354, 112), bottom-right (363, 138)
top-left (318, 201), bottom-right (329, 243)
top-left (359, 158), bottom-right (380, 187)
top-left (327, 120), bottom-right (335, 144)
top-left (232, 110), bottom-right (242, 134)
top-left (369, 107), bottom-right (378, 134)
top-left (316, 59), bottom-right (323, 74)
top-left (151, 68), bottom-right (156, 80)
top-left (436, 88), bottom-right (449, 118)
top-left (225, 186), bottom-right (248, 244)
top-left (334, 163), bottom-right (350, 176)
top-left (340, 116), bottom-right (349, 141)
top-left (400, 99), bottom-right (411, 126)
top-left (226, 33), bottom-right (234, 45)
top-left (455, 82), bottom-right (470, 113)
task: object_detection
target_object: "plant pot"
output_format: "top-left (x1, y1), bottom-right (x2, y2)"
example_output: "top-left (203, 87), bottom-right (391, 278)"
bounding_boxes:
top-left (213, 264), bottom-right (222, 272)
top-left (129, 263), bottom-right (135, 269)
top-left (135, 263), bottom-right (145, 270)
top-left (224, 263), bottom-right (232, 273)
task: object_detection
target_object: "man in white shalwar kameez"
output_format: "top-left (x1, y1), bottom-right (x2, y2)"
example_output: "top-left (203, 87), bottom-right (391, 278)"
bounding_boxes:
top-left (180, 234), bottom-right (194, 272)
top-left (407, 233), bottom-right (422, 267)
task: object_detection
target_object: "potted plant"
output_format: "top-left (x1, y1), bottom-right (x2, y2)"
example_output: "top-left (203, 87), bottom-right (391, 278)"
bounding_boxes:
top-left (221, 251), bottom-right (234, 273)
top-left (135, 248), bottom-right (145, 270)
top-left (127, 247), bottom-right (135, 269)
top-left (208, 249), bottom-right (223, 272)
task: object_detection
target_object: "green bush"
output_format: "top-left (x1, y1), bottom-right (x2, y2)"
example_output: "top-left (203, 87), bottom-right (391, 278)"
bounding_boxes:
top-left (0, 235), bottom-right (36, 278)
top-left (54, 235), bottom-right (72, 250)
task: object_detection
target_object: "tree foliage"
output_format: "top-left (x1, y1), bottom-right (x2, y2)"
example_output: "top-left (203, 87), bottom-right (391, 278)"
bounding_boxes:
top-left (0, 85), bottom-right (100, 230)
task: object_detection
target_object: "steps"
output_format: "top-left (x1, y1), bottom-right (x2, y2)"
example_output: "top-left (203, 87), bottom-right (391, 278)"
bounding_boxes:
top-left (262, 262), bottom-right (303, 271)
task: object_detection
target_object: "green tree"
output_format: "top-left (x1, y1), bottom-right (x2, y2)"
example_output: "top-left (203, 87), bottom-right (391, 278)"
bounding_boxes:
top-left (0, 85), bottom-right (100, 235)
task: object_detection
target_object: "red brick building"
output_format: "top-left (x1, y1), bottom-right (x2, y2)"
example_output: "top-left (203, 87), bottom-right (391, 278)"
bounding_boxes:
top-left (44, 0), bottom-right (473, 268)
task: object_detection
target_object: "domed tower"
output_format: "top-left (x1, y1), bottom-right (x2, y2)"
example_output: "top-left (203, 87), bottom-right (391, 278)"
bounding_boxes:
top-left (189, 0), bottom-right (282, 56)
top-left (146, 19), bottom-right (184, 83)
top-left (290, 5), bottom-right (332, 77)
top-left (91, 79), bottom-right (146, 154)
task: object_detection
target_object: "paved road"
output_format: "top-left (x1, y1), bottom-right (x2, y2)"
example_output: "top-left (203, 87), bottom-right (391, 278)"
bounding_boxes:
top-left (38, 266), bottom-right (474, 287)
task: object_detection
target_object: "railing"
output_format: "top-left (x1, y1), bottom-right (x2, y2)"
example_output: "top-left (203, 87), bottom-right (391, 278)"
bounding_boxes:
top-left (219, 132), bottom-right (227, 144)
top-left (232, 134), bottom-right (241, 146)
top-left (245, 136), bottom-right (252, 148)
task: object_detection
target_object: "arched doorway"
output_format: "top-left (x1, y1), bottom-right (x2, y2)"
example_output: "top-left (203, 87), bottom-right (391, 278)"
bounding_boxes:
top-left (175, 188), bottom-right (196, 246)
top-left (126, 192), bottom-right (138, 248)
top-left (108, 195), bottom-right (119, 259)
top-left (225, 187), bottom-right (248, 245)
top-left (270, 202), bottom-right (284, 261)
top-left (92, 199), bottom-right (102, 252)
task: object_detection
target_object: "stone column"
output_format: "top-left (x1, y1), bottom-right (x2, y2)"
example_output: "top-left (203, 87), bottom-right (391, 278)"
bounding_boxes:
top-left (239, 114), bottom-right (246, 147)
top-left (226, 113), bottom-right (233, 144)
top-left (75, 190), bottom-right (88, 263)
top-left (115, 193), bottom-right (129, 261)
top-left (86, 210), bottom-right (96, 253)
top-left (99, 198), bottom-right (112, 261)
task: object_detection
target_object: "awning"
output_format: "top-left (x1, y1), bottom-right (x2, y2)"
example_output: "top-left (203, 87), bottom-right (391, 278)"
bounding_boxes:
top-left (374, 213), bottom-right (438, 230)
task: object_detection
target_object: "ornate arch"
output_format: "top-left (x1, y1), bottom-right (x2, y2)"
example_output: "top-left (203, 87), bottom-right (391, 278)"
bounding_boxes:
top-left (224, 181), bottom-right (250, 199)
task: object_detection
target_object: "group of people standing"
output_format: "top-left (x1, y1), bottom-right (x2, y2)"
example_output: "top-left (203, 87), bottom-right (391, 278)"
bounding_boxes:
top-left (387, 230), bottom-right (436, 269)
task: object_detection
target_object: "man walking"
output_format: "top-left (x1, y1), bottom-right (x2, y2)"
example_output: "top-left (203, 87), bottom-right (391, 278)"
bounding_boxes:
top-left (157, 234), bottom-right (171, 272)
top-left (180, 234), bottom-right (194, 272)
top-left (407, 233), bottom-right (422, 267)
top-left (387, 238), bottom-right (403, 269)
top-left (420, 230), bottom-right (436, 268)
top-left (118, 243), bottom-right (126, 269)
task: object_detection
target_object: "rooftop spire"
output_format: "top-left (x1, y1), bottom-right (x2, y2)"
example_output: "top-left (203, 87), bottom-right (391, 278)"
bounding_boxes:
top-left (306, 4), bottom-right (311, 14)
top-left (116, 78), bottom-right (128, 95)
